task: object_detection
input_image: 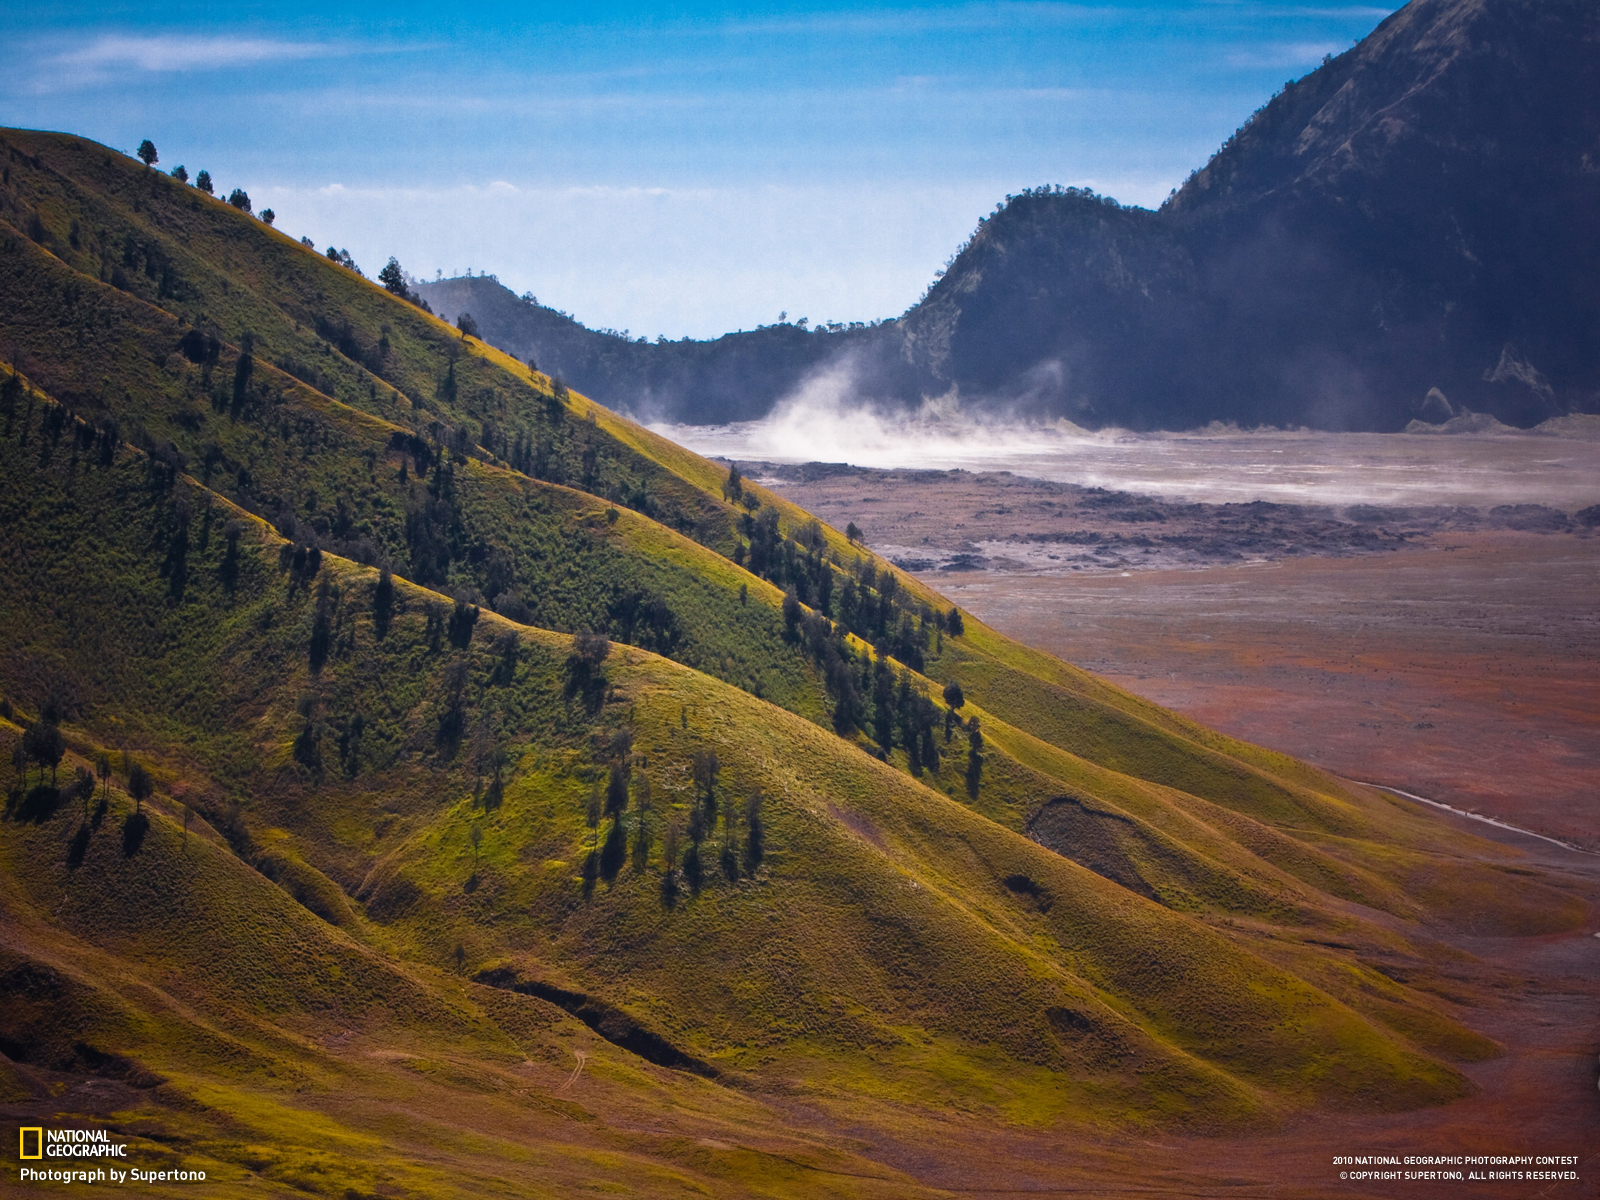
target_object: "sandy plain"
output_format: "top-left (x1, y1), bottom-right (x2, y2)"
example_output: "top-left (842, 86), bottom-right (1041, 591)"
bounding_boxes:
top-left (758, 464), bottom-right (1599, 851)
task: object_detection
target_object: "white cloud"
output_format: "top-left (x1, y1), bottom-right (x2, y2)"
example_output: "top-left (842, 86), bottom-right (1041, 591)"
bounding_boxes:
top-left (1225, 40), bottom-right (1341, 69)
top-left (714, 3), bottom-right (1128, 39)
top-left (54, 33), bottom-right (337, 75)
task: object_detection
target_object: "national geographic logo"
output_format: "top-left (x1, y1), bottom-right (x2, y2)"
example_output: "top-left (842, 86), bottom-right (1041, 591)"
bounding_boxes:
top-left (18, 1127), bottom-right (127, 1159)
top-left (15, 1125), bottom-right (208, 1185)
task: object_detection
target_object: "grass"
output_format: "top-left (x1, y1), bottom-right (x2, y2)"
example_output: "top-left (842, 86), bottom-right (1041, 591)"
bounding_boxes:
top-left (0, 125), bottom-right (1580, 1196)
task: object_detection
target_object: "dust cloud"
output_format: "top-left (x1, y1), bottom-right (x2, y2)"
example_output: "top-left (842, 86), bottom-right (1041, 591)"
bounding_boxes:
top-left (652, 372), bottom-right (1600, 510)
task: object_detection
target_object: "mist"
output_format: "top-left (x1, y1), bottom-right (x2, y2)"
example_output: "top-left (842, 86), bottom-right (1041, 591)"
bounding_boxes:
top-left (653, 368), bottom-right (1600, 511)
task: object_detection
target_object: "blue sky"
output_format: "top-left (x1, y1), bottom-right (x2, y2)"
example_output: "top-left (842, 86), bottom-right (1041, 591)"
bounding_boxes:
top-left (4, 1), bottom-right (1398, 336)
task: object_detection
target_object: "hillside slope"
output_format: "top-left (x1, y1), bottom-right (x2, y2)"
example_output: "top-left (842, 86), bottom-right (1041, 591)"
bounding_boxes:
top-left (420, 0), bottom-right (1600, 431)
top-left (0, 126), bottom-right (1584, 1195)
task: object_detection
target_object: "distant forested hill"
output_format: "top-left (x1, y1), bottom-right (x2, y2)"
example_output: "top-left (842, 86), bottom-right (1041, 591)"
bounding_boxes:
top-left (422, 0), bottom-right (1600, 431)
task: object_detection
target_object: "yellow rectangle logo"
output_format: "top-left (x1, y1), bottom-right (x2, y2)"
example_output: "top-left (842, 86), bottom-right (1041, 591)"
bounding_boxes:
top-left (19, 1127), bottom-right (43, 1159)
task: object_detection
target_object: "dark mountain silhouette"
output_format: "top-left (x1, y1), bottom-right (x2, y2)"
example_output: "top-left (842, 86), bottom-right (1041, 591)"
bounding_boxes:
top-left (418, 274), bottom-right (883, 425)
top-left (420, 0), bottom-right (1600, 431)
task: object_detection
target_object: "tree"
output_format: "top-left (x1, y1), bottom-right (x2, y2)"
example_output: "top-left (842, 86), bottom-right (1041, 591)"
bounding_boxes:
top-left (227, 188), bottom-right (252, 213)
top-left (137, 140), bottom-right (158, 168)
top-left (605, 760), bottom-right (629, 820)
top-left (846, 521), bottom-right (862, 544)
top-left (127, 762), bottom-right (153, 814)
top-left (260, 208), bottom-right (275, 226)
top-left (691, 749), bottom-right (719, 818)
top-left (309, 578), bottom-right (333, 671)
top-left (379, 257), bottom-right (409, 297)
top-left (469, 823), bottom-right (483, 870)
top-left (96, 753), bottom-right (111, 804)
top-left (782, 589), bottom-right (802, 639)
top-left (965, 717), bottom-right (983, 799)
top-left (723, 463), bottom-right (743, 503)
top-left (942, 679), bottom-right (965, 740)
top-left (563, 632), bottom-right (611, 712)
top-left (743, 788), bottom-right (765, 872)
top-left (73, 766), bottom-right (94, 820)
top-left (456, 312), bottom-right (480, 340)
top-left (195, 170), bottom-right (213, 195)
top-left (25, 721), bottom-right (65, 787)
top-left (947, 607), bottom-right (965, 637)
top-left (662, 817), bottom-right (681, 903)
top-left (373, 567), bottom-right (394, 638)
top-left (170, 164), bottom-right (188, 183)
top-left (683, 809), bottom-right (704, 893)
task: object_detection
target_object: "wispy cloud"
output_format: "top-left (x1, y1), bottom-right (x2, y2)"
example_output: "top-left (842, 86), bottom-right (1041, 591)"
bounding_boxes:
top-left (1225, 40), bottom-right (1340, 68)
top-left (715, 2), bottom-right (1128, 39)
top-left (55, 33), bottom-right (337, 74)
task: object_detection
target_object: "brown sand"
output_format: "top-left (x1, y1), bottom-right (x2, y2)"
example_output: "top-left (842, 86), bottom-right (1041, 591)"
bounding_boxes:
top-left (760, 467), bottom-right (1599, 850)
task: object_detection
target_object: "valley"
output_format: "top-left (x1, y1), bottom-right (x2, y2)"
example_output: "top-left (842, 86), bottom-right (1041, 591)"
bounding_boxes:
top-left (1, 66), bottom-right (1597, 1196)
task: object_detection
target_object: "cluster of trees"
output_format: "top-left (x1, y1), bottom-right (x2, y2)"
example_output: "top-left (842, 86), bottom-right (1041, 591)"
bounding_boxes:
top-left (787, 609), bottom-right (981, 789)
top-left (712, 469), bottom-right (983, 778)
top-left (13, 716), bottom-right (65, 789)
top-left (142, 141), bottom-right (272, 225)
top-left (6, 702), bottom-right (156, 828)
top-left (325, 247), bottom-right (362, 275)
top-left (4, 372), bottom-right (125, 475)
top-left (378, 258), bottom-right (433, 313)
top-left (567, 726), bottom-right (769, 904)
top-left (724, 479), bottom-right (962, 675)
top-left (660, 748), bottom-right (764, 899)
top-left (402, 447), bottom-right (466, 588)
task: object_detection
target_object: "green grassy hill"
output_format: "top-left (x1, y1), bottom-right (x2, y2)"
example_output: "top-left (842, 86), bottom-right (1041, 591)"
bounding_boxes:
top-left (0, 128), bottom-right (1582, 1197)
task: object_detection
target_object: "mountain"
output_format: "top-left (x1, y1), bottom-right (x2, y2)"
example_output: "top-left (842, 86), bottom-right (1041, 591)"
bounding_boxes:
top-left (418, 273), bottom-right (878, 426)
top-left (0, 127), bottom-right (1580, 1195)
top-left (421, 0), bottom-right (1600, 431)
